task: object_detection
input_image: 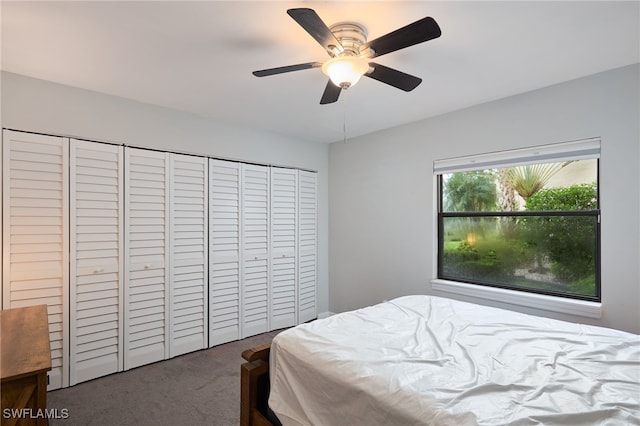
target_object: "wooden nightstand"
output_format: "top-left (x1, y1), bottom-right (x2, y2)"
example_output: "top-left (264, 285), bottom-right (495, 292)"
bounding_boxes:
top-left (1, 305), bottom-right (52, 426)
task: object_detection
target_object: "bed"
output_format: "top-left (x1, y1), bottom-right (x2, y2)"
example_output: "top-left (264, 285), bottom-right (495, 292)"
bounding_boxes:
top-left (240, 295), bottom-right (640, 425)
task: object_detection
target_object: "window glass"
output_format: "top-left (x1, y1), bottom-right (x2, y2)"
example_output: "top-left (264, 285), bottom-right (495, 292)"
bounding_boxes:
top-left (438, 159), bottom-right (599, 300)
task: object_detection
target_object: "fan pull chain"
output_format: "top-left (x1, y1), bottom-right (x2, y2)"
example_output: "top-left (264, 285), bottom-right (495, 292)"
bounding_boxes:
top-left (343, 89), bottom-right (348, 144)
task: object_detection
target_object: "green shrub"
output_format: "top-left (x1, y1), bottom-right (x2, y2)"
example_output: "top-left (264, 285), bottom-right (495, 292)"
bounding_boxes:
top-left (524, 183), bottom-right (597, 282)
top-left (442, 239), bottom-right (517, 283)
top-left (568, 274), bottom-right (596, 296)
top-left (526, 183), bottom-right (597, 211)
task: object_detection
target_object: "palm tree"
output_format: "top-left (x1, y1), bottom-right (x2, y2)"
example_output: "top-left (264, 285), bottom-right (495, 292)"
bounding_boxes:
top-left (444, 171), bottom-right (497, 212)
top-left (504, 162), bottom-right (572, 201)
top-left (444, 171), bottom-right (498, 245)
top-left (496, 168), bottom-right (519, 236)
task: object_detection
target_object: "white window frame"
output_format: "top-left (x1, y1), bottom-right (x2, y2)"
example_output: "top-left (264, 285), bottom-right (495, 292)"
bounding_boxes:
top-left (431, 138), bottom-right (602, 319)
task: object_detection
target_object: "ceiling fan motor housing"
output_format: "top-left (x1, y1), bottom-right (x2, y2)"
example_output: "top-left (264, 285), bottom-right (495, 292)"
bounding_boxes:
top-left (328, 22), bottom-right (372, 58)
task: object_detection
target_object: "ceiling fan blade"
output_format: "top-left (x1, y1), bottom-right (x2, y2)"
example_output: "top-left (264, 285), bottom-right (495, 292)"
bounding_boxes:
top-left (363, 17), bottom-right (441, 58)
top-left (253, 62), bottom-right (322, 77)
top-left (365, 63), bottom-right (422, 91)
top-left (287, 8), bottom-right (344, 56)
top-left (320, 80), bottom-right (342, 104)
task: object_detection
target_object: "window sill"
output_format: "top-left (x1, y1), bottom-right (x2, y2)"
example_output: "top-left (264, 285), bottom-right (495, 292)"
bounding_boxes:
top-left (430, 279), bottom-right (602, 319)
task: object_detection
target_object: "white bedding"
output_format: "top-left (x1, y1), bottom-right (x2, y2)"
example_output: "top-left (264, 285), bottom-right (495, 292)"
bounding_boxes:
top-left (269, 295), bottom-right (640, 426)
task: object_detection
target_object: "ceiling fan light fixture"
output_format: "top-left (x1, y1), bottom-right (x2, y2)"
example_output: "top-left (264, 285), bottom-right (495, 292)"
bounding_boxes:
top-left (322, 56), bottom-right (370, 89)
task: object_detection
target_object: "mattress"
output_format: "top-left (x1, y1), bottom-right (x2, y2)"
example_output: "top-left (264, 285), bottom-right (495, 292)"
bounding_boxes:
top-left (268, 295), bottom-right (640, 426)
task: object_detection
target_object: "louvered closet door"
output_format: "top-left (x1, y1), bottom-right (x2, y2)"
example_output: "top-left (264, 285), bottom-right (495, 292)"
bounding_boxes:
top-left (298, 171), bottom-right (317, 323)
top-left (241, 164), bottom-right (270, 338)
top-left (2, 130), bottom-right (69, 390)
top-left (124, 148), bottom-right (169, 369)
top-left (209, 159), bottom-right (241, 346)
top-left (169, 154), bottom-right (208, 357)
top-left (270, 167), bottom-right (297, 330)
top-left (70, 140), bottom-right (124, 385)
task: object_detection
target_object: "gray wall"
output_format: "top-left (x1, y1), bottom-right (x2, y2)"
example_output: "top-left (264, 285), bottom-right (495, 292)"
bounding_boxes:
top-left (1, 71), bottom-right (330, 315)
top-left (329, 64), bottom-right (640, 334)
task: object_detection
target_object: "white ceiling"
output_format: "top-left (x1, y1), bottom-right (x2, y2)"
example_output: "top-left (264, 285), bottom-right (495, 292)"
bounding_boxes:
top-left (1, 1), bottom-right (638, 144)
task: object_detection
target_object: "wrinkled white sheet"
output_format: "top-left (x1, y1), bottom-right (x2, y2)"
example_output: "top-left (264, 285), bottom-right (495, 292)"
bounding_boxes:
top-left (269, 295), bottom-right (640, 426)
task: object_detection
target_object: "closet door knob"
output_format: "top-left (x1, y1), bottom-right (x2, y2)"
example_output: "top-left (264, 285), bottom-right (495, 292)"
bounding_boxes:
top-left (93, 268), bottom-right (104, 274)
top-left (144, 264), bottom-right (151, 270)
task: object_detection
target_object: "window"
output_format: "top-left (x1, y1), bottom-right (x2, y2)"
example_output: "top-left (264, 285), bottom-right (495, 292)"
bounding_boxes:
top-left (435, 139), bottom-right (600, 302)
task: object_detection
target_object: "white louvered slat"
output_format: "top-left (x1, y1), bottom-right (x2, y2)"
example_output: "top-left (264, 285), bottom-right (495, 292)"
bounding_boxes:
top-left (270, 167), bottom-right (297, 330)
top-left (70, 140), bottom-right (123, 385)
top-left (2, 130), bottom-right (69, 390)
top-left (124, 148), bottom-right (169, 369)
top-left (298, 170), bottom-right (317, 323)
top-left (169, 154), bottom-right (208, 357)
top-left (241, 164), bottom-right (270, 338)
top-left (209, 159), bottom-right (241, 346)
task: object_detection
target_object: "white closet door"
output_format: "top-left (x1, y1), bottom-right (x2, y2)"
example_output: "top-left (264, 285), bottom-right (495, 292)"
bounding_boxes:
top-left (209, 159), bottom-right (241, 346)
top-left (169, 154), bottom-right (208, 357)
top-left (241, 164), bottom-right (270, 338)
top-left (2, 130), bottom-right (69, 389)
top-left (124, 148), bottom-right (170, 369)
top-left (270, 167), bottom-right (297, 330)
top-left (298, 170), bottom-right (317, 323)
top-left (70, 140), bottom-right (124, 385)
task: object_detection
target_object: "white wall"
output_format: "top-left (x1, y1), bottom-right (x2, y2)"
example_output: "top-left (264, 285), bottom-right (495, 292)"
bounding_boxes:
top-left (0, 71), bottom-right (329, 315)
top-left (329, 64), bottom-right (640, 334)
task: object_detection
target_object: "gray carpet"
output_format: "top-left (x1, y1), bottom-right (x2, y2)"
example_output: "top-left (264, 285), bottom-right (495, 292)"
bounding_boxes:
top-left (48, 331), bottom-right (280, 426)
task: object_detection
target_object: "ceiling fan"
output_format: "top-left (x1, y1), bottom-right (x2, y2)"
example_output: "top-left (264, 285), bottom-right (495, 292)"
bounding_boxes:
top-left (253, 8), bottom-right (441, 105)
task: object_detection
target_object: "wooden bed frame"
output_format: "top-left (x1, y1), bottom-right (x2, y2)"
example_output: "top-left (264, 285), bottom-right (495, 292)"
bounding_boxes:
top-left (240, 342), bottom-right (279, 426)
